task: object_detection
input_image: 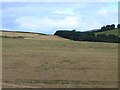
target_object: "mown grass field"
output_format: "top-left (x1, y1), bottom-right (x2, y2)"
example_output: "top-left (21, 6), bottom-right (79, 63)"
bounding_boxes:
top-left (2, 31), bottom-right (118, 88)
top-left (95, 29), bottom-right (120, 37)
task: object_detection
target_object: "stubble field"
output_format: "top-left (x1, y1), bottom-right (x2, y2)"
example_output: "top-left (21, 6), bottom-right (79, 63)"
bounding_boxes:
top-left (2, 32), bottom-right (118, 88)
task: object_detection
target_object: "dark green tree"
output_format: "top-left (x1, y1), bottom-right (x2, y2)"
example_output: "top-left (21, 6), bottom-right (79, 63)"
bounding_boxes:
top-left (105, 25), bottom-right (111, 30)
top-left (111, 24), bottom-right (115, 29)
top-left (117, 24), bottom-right (120, 28)
top-left (101, 26), bottom-right (106, 31)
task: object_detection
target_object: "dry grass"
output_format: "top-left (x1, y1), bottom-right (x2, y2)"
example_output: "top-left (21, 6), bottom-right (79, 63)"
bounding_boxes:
top-left (2, 31), bottom-right (118, 88)
top-left (1, 31), bottom-right (68, 41)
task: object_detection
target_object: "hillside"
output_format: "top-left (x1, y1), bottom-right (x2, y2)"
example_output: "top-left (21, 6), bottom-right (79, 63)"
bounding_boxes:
top-left (95, 29), bottom-right (120, 37)
top-left (2, 30), bottom-right (118, 88)
top-left (0, 30), bottom-right (68, 41)
top-left (54, 29), bottom-right (120, 43)
top-left (2, 35), bottom-right (118, 88)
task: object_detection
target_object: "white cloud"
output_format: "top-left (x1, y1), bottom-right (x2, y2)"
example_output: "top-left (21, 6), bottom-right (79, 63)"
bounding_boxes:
top-left (15, 16), bottom-right (81, 33)
top-left (97, 7), bottom-right (118, 17)
top-left (96, 6), bottom-right (118, 26)
top-left (15, 15), bottom-right (106, 33)
top-left (2, 2), bottom-right (118, 34)
top-left (53, 9), bottom-right (75, 15)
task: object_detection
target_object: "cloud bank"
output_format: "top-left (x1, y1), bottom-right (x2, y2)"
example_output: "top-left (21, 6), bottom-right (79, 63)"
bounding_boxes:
top-left (1, 2), bottom-right (118, 34)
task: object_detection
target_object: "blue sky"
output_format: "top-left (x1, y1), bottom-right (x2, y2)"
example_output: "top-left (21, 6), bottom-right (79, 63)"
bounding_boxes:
top-left (1, 2), bottom-right (118, 34)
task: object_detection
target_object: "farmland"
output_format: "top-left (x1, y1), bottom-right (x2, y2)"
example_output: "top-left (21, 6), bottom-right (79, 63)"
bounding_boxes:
top-left (2, 31), bottom-right (118, 88)
top-left (95, 29), bottom-right (120, 37)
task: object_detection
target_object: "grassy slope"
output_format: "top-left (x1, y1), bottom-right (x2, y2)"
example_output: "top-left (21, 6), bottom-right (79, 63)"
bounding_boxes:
top-left (1, 30), bottom-right (46, 35)
top-left (2, 36), bottom-right (118, 88)
top-left (1, 30), bottom-right (68, 41)
top-left (95, 29), bottom-right (120, 37)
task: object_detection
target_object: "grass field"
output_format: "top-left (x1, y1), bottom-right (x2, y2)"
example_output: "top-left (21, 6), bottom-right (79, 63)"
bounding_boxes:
top-left (95, 29), bottom-right (120, 37)
top-left (1, 30), bottom-right (68, 41)
top-left (2, 31), bottom-right (118, 88)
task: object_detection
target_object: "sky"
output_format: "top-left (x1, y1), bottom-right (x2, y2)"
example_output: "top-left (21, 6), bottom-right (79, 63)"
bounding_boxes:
top-left (1, 1), bottom-right (118, 34)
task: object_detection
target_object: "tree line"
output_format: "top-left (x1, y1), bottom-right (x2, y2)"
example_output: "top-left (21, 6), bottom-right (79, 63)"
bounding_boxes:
top-left (93, 24), bottom-right (120, 32)
top-left (54, 24), bottom-right (120, 43)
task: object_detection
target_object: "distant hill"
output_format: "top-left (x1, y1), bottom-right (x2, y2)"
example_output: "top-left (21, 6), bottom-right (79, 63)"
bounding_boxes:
top-left (95, 29), bottom-right (120, 37)
top-left (84, 29), bottom-right (100, 32)
top-left (0, 30), bottom-right (68, 41)
top-left (54, 28), bottom-right (120, 43)
top-left (54, 24), bottom-right (120, 43)
top-left (1, 30), bottom-right (46, 35)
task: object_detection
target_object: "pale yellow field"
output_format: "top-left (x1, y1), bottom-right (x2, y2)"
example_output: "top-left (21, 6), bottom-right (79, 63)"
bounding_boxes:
top-left (2, 31), bottom-right (118, 88)
top-left (2, 31), bottom-right (68, 41)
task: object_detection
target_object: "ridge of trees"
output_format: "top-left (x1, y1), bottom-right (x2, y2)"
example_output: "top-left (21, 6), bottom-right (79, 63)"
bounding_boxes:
top-left (54, 24), bottom-right (120, 43)
top-left (91, 24), bottom-right (120, 33)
